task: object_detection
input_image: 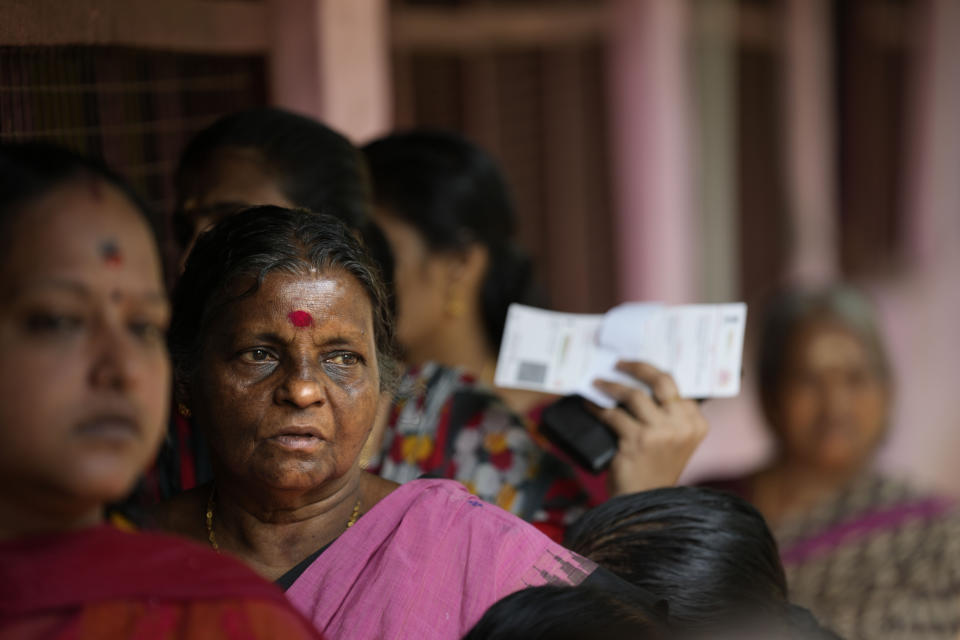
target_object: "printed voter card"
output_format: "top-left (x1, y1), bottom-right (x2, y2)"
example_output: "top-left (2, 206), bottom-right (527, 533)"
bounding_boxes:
top-left (494, 302), bottom-right (747, 408)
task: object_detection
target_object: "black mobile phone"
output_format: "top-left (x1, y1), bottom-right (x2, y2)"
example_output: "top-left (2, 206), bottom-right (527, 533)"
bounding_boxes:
top-left (540, 394), bottom-right (618, 474)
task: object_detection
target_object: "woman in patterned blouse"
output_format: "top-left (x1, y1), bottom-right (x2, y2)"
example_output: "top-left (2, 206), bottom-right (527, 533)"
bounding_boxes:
top-left (361, 130), bottom-right (708, 537)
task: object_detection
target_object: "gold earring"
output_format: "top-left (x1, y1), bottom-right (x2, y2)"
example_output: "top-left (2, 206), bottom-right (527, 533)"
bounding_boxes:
top-left (177, 403), bottom-right (192, 418)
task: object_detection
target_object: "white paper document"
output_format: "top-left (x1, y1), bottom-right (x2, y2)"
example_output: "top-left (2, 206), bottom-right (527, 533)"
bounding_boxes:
top-left (494, 302), bottom-right (748, 408)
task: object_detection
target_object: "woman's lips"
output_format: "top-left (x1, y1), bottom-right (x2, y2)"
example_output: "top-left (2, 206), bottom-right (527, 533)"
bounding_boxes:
top-left (75, 416), bottom-right (140, 443)
top-left (268, 433), bottom-right (324, 450)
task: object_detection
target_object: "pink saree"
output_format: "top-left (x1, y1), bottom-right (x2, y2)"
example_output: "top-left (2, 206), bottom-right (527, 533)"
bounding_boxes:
top-left (285, 478), bottom-right (597, 640)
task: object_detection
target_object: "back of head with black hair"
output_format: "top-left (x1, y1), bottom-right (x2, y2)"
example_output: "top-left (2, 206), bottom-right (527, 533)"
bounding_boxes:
top-left (169, 205), bottom-right (398, 399)
top-left (679, 603), bottom-right (843, 640)
top-left (0, 142), bottom-right (156, 260)
top-left (362, 129), bottom-right (541, 351)
top-left (172, 108), bottom-right (393, 305)
top-left (462, 585), bottom-right (664, 640)
top-left (174, 108), bottom-right (370, 232)
top-left (564, 487), bottom-right (788, 629)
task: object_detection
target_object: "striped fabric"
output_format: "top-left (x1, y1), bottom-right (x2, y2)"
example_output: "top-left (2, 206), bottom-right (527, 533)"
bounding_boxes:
top-left (776, 474), bottom-right (960, 640)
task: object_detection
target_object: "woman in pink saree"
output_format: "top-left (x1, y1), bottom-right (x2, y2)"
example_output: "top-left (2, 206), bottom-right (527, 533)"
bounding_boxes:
top-left (153, 206), bottom-right (678, 639)
top-left (285, 478), bottom-right (596, 638)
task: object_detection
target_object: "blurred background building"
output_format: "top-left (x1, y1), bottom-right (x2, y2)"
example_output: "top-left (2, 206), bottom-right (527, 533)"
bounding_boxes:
top-left (1, 0), bottom-right (957, 491)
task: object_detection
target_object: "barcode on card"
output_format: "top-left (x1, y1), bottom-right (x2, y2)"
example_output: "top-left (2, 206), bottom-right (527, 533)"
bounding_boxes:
top-left (516, 361), bottom-right (548, 384)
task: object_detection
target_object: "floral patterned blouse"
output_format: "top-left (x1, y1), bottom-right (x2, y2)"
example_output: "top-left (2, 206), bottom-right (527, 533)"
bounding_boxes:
top-left (365, 363), bottom-right (590, 540)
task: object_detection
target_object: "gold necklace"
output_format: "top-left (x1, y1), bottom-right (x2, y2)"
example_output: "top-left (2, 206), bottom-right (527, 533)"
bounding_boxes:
top-left (205, 487), bottom-right (361, 553)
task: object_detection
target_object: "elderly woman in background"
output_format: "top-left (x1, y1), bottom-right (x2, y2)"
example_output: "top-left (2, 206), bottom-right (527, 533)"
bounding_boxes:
top-left (0, 143), bottom-right (322, 639)
top-left (150, 206), bottom-right (661, 639)
top-left (707, 285), bottom-right (960, 639)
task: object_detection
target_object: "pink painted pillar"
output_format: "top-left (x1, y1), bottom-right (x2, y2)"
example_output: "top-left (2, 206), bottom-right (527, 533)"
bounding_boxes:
top-left (267, 0), bottom-right (392, 142)
top-left (782, 0), bottom-right (839, 283)
top-left (902, 0), bottom-right (960, 264)
top-left (871, 0), bottom-right (960, 493)
top-left (607, 0), bottom-right (699, 304)
top-left (268, 0), bottom-right (324, 117)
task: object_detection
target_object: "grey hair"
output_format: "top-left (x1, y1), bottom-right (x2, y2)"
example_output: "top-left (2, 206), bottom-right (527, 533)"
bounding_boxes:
top-left (757, 284), bottom-right (891, 405)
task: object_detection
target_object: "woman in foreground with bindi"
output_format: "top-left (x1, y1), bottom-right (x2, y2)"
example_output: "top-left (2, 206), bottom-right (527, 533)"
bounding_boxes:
top-left (150, 205), bottom-right (653, 639)
top-left (140, 107), bottom-right (393, 503)
top-left (0, 143), bottom-right (323, 640)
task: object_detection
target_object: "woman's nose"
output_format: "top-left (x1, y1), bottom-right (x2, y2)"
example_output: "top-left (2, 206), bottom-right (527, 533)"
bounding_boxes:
top-left (821, 378), bottom-right (854, 420)
top-left (276, 361), bottom-right (327, 409)
top-left (88, 318), bottom-right (139, 392)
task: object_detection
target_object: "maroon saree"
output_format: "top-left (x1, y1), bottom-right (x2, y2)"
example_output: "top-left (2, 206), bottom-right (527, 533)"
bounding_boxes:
top-left (0, 524), bottom-right (322, 640)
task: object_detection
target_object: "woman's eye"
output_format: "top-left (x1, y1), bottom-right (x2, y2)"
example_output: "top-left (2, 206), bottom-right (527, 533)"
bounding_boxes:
top-left (25, 312), bottom-right (83, 334)
top-left (128, 320), bottom-right (166, 342)
top-left (326, 352), bottom-right (360, 366)
top-left (240, 348), bottom-right (276, 363)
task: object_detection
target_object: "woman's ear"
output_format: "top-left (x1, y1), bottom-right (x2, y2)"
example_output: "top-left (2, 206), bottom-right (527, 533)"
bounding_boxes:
top-left (444, 244), bottom-right (489, 288)
top-left (441, 244), bottom-right (489, 317)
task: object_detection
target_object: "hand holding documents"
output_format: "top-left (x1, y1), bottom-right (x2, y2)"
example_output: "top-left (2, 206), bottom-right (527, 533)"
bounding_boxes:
top-left (494, 302), bottom-right (748, 408)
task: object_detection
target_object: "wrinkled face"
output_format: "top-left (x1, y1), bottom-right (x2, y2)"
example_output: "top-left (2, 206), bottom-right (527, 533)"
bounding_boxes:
top-left (772, 320), bottom-right (889, 472)
top-left (177, 148), bottom-right (294, 259)
top-left (193, 269), bottom-right (380, 493)
top-left (0, 179), bottom-right (171, 513)
top-left (372, 207), bottom-right (449, 364)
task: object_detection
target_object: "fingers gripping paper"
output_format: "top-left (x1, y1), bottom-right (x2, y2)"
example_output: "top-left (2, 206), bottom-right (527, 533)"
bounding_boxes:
top-left (494, 303), bottom-right (747, 408)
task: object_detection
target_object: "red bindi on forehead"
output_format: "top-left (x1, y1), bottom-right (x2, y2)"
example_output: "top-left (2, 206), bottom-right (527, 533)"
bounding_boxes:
top-left (287, 310), bottom-right (313, 328)
top-left (100, 239), bottom-right (123, 267)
